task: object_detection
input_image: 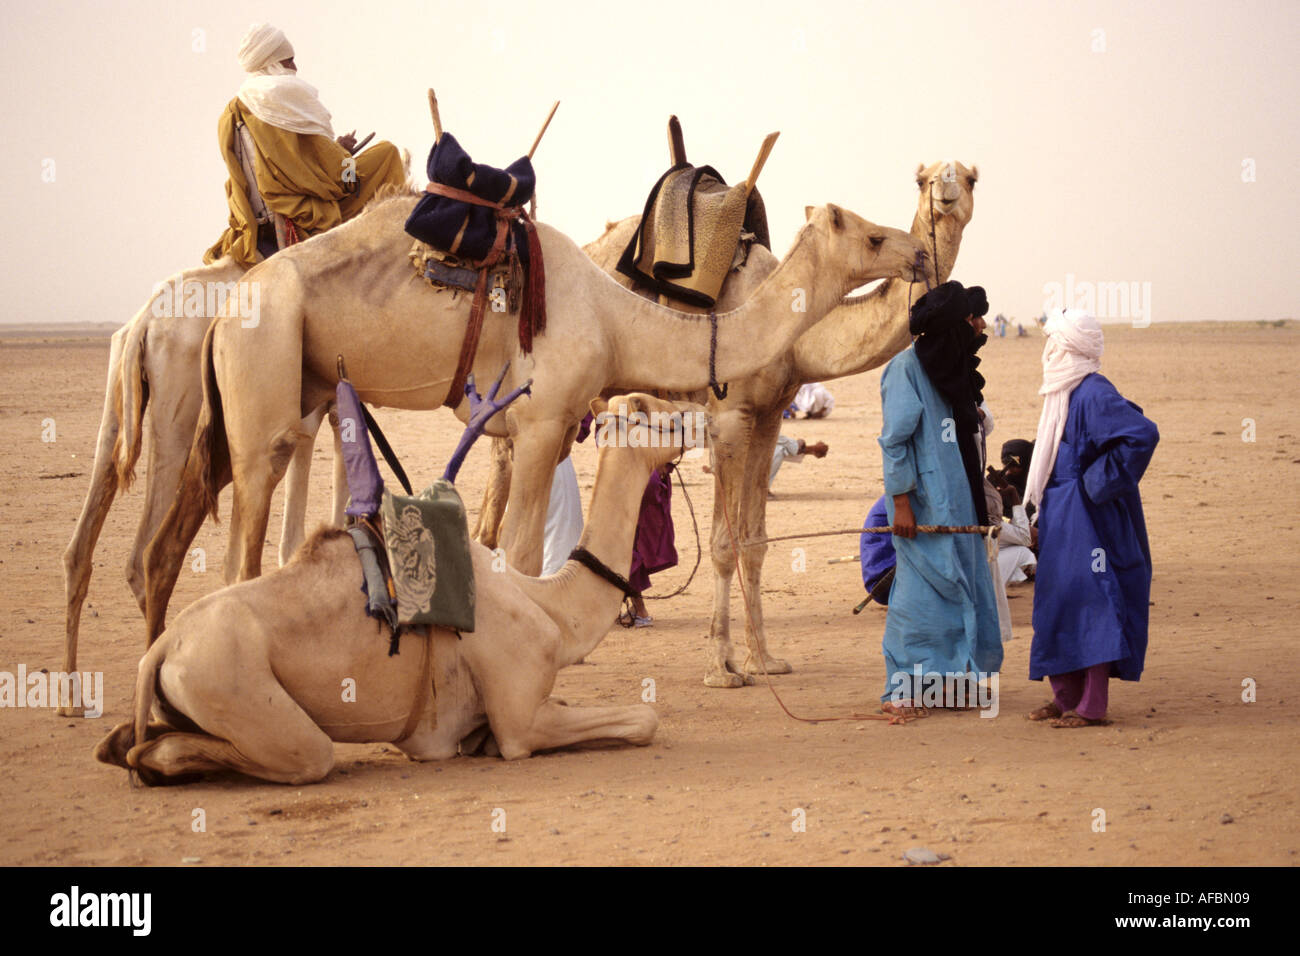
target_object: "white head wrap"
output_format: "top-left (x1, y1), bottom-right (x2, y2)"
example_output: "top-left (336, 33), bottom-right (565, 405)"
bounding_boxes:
top-left (1023, 308), bottom-right (1103, 515)
top-left (237, 23), bottom-right (294, 74)
top-left (234, 23), bottom-right (334, 138)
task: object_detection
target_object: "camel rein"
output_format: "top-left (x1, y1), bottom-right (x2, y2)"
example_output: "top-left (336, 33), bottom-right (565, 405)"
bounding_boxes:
top-left (711, 189), bottom-right (951, 726)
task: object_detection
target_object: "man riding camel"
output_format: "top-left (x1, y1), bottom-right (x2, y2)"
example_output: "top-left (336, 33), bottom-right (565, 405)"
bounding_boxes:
top-left (205, 22), bottom-right (407, 267)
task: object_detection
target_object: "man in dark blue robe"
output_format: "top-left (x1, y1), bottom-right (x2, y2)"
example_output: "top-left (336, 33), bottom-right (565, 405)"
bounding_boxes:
top-left (1025, 310), bottom-right (1159, 727)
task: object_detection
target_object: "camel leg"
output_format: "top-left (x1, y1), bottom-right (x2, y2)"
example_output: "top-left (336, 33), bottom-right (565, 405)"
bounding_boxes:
top-left (126, 345), bottom-right (206, 612)
top-left (143, 476), bottom-right (223, 642)
top-left (60, 330), bottom-right (127, 703)
top-left (507, 700), bottom-right (658, 757)
top-left (735, 406), bottom-right (792, 675)
top-left (498, 422), bottom-right (564, 576)
top-left (131, 647), bottom-right (335, 784)
top-left (231, 451), bottom-right (294, 582)
top-left (472, 436), bottom-right (512, 548)
top-left (279, 403), bottom-right (328, 566)
top-left (704, 408), bottom-right (756, 687)
top-left (129, 728), bottom-right (332, 785)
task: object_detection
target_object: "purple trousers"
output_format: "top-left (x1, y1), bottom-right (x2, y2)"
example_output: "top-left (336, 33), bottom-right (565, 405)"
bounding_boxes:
top-left (1049, 662), bottom-right (1112, 720)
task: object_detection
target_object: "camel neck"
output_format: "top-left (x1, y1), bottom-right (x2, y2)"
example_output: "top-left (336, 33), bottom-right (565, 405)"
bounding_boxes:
top-left (790, 208), bottom-right (967, 383)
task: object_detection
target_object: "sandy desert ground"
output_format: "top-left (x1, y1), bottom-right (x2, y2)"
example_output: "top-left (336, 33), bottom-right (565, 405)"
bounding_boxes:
top-left (0, 320), bottom-right (1296, 866)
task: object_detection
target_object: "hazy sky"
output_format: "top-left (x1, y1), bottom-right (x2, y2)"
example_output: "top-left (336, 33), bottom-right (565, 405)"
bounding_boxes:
top-left (2, 0), bottom-right (1296, 325)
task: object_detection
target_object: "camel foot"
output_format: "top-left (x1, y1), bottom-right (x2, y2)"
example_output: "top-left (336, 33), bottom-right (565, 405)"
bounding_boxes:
top-left (704, 661), bottom-right (755, 688)
top-left (459, 724), bottom-right (501, 757)
top-left (57, 704), bottom-right (86, 718)
top-left (742, 655), bottom-right (792, 676)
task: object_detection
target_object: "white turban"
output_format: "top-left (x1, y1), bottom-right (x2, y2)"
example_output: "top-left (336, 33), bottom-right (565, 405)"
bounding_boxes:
top-left (237, 23), bottom-right (294, 74)
top-left (1023, 308), bottom-right (1104, 515)
top-left (234, 23), bottom-right (334, 138)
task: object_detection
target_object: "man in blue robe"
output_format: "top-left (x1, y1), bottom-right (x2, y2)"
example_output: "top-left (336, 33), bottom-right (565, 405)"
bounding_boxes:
top-left (1024, 310), bottom-right (1158, 727)
top-left (877, 282), bottom-right (1002, 714)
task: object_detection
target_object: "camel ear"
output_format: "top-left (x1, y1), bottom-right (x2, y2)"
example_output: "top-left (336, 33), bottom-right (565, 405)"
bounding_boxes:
top-left (916, 162), bottom-right (927, 184)
top-left (804, 205), bottom-right (814, 222)
top-left (968, 164), bottom-right (979, 183)
top-left (828, 204), bottom-right (843, 230)
top-left (589, 397), bottom-right (609, 419)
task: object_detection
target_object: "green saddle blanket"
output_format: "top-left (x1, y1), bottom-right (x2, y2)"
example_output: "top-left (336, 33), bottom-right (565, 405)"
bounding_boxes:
top-left (380, 479), bottom-right (476, 632)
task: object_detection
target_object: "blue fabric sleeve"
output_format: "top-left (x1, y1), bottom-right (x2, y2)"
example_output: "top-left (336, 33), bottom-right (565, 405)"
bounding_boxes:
top-left (879, 359), bottom-right (923, 497)
top-left (1081, 382), bottom-right (1160, 505)
top-left (860, 495), bottom-right (894, 587)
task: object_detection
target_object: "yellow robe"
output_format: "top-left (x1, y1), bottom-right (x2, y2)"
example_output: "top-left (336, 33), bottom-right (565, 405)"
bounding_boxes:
top-left (205, 97), bottom-right (406, 267)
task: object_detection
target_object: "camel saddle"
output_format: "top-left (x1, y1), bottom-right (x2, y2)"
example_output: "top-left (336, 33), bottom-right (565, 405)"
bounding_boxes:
top-left (617, 165), bottom-right (770, 308)
top-left (335, 373), bottom-right (476, 641)
top-left (405, 132), bottom-right (546, 407)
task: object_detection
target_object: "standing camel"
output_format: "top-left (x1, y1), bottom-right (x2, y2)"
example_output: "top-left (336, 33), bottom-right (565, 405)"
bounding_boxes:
top-left (141, 193), bottom-right (925, 641)
top-left (573, 160), bottom-right (978, 686)
top-left (58, 260), bottom-right (344, 708)
top-left (97, 393), bottom-right (701, 784)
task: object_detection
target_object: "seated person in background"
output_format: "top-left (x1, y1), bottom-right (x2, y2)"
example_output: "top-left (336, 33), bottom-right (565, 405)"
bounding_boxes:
top-left (768, 435), bottom-right (829, 494)
top-left (206, 22), bottom-right (408, 267)
top-left (859, 494), bottom-right (895, 606)
top-left (792, 382), bottom-right (835, 418)
top-left (988, 439), bottom-right (1038, 585)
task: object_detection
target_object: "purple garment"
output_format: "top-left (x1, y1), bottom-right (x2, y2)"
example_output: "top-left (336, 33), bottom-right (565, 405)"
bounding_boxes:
top-left (336, 379), bottom-right (383, 518)
top-left (628, 467), bottom-right (677, 594)
top-left (1049, 662), bottom-right (1112, 720)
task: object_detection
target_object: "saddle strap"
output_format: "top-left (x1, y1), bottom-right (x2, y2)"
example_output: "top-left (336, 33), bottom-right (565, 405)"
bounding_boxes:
top-left (397, 628), bottom-right (433, 743)
top-left (426, 181), bottom-right (525, 408)
top-left (444, 266), bottom-right (490, 408)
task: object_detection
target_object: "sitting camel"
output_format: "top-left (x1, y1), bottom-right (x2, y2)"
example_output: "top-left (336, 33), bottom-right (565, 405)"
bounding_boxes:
top-left (141, 192), bottom-right (925, 642)
top-left (96, 391), bottom-right (696, 784)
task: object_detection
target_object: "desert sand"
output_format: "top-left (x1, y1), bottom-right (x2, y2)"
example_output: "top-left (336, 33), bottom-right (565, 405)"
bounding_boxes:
top-left (0, 320), bottom-right (1296, 866)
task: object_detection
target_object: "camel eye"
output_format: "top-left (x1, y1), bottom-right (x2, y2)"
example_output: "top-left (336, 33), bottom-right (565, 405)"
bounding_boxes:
top-left (868, 235), bottom-right (884, 248)
top-left (916, 179), bottom-right (926, 188)
top-left (967, 176), bottom-right (976, 189)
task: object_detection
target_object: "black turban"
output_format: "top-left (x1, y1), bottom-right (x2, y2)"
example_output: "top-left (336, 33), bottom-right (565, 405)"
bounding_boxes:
top-left (908, 280), bottom-right (989, 525)
top-left (1000, 439), bottom-right (1034, 471)
top-left (965, 285), bottom-right (989, 318)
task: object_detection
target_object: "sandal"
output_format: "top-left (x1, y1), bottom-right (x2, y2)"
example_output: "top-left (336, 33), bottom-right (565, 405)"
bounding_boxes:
top-left (1050, 711), bottom-right (1111, 728)
top-left (1027, 701), bottom-right (1062, 721)
top-left (880, 700), bottom-right (928, 719)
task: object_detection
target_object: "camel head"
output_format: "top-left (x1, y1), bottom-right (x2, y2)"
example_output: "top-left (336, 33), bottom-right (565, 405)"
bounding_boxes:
top-left (589, 393), bottom-right (710, 473)
top-left (915, 160), bottom-right (977, 227)
top-left (802, 203), bottom-right (929, 289)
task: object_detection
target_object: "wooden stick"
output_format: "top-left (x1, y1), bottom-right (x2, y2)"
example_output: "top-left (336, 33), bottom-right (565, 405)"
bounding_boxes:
top-left (348, 132), bottom-right (375, 156)
top-left (743, 131), bottom-right (780, 198)
top-left (826, 556), bottom-right (858, 564)
top-left (667, 115), bottom-right (687, 165)
top-left (427, 89), bottom-right (442, 142)
top-left (527, 101), bottom-right (560, 159)
top-left (742, 525), bottom-right (998, 548)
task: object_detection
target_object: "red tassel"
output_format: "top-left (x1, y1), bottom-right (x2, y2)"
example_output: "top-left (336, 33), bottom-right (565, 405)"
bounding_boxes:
top-left (520, 214), bottom-right (546, 354)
